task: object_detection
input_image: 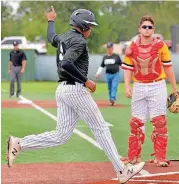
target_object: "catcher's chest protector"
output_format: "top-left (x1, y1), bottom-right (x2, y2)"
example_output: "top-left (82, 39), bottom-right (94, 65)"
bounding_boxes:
top-left (126, 37), bottom-right (164, 81)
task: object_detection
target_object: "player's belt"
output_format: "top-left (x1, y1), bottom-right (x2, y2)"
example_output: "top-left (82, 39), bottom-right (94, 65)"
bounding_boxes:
top-left (13, 64), bottom-right (22, 67)
top-left (66, 81), bottom-right (76, 85)
top-left (62, 81), bottom-right (85, 87)
top-left (138, 78), bottom-right (164, 83)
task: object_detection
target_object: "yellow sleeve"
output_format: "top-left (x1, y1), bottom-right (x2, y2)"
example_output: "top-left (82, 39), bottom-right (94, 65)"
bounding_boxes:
top-left (160, 43), bottom-right (172, 67)
top-left (121, 55), bottom-right (134, 71)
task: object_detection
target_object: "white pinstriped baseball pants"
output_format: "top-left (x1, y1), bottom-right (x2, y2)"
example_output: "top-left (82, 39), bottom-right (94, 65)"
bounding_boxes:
top-left (132, 79), bottom-right (167, 132)
top-left (20, 82), bottom-right (124, 172)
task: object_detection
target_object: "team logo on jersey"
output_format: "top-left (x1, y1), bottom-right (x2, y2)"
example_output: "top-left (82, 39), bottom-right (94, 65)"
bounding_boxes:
top-left (104, 59), bottom-right (115, 65)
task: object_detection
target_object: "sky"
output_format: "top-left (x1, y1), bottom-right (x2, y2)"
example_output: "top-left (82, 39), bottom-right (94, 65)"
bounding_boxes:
top-left (2, 0), bottom-right (20, 14)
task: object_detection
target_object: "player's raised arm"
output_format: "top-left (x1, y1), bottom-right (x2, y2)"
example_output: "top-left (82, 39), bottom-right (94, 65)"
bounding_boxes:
top-left (46, 6), bottom-right (58, 46)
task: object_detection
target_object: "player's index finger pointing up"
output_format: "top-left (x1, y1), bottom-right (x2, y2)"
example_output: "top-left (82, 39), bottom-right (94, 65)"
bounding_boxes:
top-left (51, 6), bottom-right (55, 12)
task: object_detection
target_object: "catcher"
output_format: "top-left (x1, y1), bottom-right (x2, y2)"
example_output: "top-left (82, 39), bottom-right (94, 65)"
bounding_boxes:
top-left (121, 15), bottom-right (178, 167)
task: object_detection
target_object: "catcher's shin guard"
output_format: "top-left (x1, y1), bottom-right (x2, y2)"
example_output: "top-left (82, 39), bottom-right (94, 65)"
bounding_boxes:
top-left (150, 115), bottom-right (170, 167)
top-left (123, 117), bottom-right (145, 164)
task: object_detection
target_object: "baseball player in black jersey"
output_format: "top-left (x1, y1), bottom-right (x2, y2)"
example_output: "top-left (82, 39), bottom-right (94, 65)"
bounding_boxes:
top-left (6, 6), bottom-right (144, 183)
top-left (8, 41), bottom-right (27, 98)
top-left (96, 42), bottom-right (122, 106)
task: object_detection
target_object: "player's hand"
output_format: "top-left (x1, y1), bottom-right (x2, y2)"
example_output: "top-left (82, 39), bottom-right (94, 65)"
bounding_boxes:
top-left (95, 74), bottom-right (100, 79)
top-left (8, 70), bottom-right (11, 74)
top-left (46, 6), bottom-right (56, 21)
top-left (85, 80), bottom-right (96, 93)
top-left (20, 68), bottom-right (25, 74)
top-left (125, 86), bottom-right (132, 98)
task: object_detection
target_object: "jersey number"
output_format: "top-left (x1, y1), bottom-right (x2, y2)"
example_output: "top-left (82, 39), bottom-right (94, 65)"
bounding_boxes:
top-left (59, 42), bottom-right (65, 60)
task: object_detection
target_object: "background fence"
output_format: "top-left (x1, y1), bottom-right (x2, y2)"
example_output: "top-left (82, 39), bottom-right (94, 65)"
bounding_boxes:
top-left (171, 25), bottom-right (179, 53)
top-left (1, 49), bottom-right (179, 82)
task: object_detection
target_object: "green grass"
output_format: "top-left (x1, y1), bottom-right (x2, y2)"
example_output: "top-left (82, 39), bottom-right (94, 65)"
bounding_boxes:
top-left (1, 108), bottom-right (107, 164)
top-left (1, 82), bottom-right (179, 165)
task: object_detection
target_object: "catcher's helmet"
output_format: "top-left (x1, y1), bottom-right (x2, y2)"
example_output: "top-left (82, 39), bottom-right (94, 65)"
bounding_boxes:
top-left (70, 9), bottom-right (98, 31)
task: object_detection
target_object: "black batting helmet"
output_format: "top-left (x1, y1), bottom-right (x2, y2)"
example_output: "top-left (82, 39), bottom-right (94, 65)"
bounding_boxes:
top-left (70, 9), bottom-right (98, 31)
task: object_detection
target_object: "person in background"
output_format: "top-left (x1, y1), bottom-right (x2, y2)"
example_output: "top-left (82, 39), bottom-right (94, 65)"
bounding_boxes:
top-left (8, 41), bottom-right (27, 98)
top-left (96, 42), bottom-right (122, 106)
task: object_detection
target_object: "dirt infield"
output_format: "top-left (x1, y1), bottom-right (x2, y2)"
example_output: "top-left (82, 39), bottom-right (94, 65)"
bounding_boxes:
top-left (2, 162), bottom-right (179, 184)
top-left (1, 100), bottom-right (126, 108)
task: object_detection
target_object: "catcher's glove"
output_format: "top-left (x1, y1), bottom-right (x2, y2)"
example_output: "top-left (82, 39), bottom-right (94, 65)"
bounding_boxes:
top-left (167, 91), bottom-right (179, 113)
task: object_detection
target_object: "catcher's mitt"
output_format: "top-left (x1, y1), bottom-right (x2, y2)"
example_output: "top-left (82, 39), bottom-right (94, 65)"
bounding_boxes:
top-left (167, 91), bottom-right (179, 113)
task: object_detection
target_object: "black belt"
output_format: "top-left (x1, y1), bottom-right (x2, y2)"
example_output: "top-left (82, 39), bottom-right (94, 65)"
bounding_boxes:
top-left (66, 81), bottom-right (75, 85)
top-left (62, 81), bottom-right (85, 87)
top-left (13, 64), bottom-right (21, 67)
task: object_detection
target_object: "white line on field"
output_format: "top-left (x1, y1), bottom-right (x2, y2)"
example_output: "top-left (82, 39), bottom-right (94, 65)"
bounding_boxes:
top-left (133, 171), bottom-right (179, 178)
top-left (104, 121), bottom-right (113, 127)
top-left (130, 179), bottom-right (179, 183)
top-left (2, 88), bottom-right (150, 176)
top-left (112, 171), bottom-right (179, 181)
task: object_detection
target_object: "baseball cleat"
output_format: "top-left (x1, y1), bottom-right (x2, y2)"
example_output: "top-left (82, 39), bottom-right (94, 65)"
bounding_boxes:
top-left (109, 99), bottom-right (116, 106)
top-left (157, 161), bottom-right (170, 167)
top-left (117, 162), bottom-right (145, 183)
top-left (6, 136), bottom-right (21, 168)
top-left (148, 158), bottom-right (170, 167)
top-left (9, 94), bottom-right (15, 98)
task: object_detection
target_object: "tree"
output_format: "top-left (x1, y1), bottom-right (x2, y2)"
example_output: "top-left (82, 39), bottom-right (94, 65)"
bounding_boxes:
top-left (1, 1), bottom-right (13, 38)
top-left (2, 1), bottom-right (179, 54)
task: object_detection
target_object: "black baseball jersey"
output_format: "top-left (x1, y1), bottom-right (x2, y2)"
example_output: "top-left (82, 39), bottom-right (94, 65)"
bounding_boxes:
top-left (51, 28), bottom-right (89, 83)
top-left (101, 54), bottom-right (122, 74)
top-left (9, 50), bottom-right (27, 66)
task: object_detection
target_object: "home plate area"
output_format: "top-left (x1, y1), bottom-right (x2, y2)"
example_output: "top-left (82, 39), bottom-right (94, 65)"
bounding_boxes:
top-left (2, 162), bottom-right (179, 184)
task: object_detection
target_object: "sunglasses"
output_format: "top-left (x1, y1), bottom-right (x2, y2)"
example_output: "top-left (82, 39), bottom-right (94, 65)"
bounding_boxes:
top-left (141, 25), bottom-right (153, 29)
